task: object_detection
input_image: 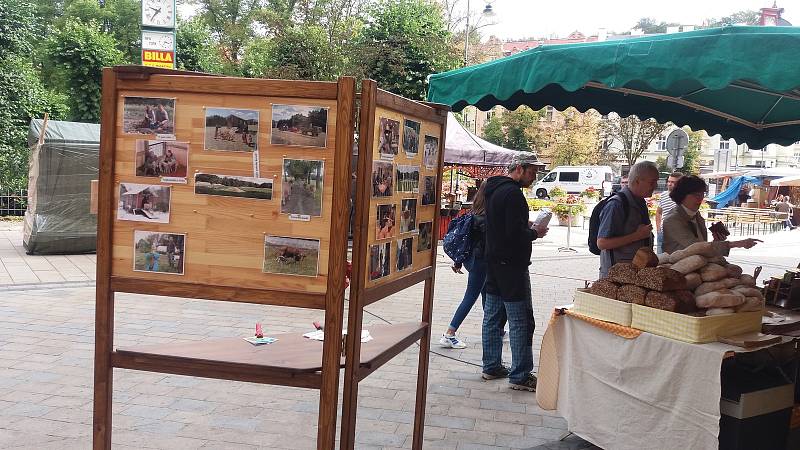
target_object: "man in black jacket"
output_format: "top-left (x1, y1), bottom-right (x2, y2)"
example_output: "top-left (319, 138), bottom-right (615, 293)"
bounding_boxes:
top-left (481, 153), bottom-right (548, 391)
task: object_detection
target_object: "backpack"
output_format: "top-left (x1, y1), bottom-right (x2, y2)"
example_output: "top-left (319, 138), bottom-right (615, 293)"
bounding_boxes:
top-left (442, 213), bottom-right (474, 264)
top-left (587, 193), bottom-right (629, 255)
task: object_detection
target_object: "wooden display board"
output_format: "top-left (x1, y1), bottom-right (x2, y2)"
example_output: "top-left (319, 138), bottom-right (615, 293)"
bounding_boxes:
top-left (342, 80), bottom-right (448, 449)
top-left (93, 67), bottom-right (447, 450)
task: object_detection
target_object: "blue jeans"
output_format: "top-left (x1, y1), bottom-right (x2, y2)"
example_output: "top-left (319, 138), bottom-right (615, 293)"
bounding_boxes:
top-left (448, 254), bottom-right (487, 331)
top-left (482, 271), bottom-right (534, 384)
top-left (656, 230), bottom-right (663, 254)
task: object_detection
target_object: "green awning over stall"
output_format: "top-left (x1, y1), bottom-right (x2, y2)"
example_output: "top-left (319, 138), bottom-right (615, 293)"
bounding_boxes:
top-left (428, 26), bottom-right (800, 148)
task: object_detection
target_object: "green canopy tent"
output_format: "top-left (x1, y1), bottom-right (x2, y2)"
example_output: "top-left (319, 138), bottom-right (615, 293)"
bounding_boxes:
top-left (428, 26), bottom-right (800, 149)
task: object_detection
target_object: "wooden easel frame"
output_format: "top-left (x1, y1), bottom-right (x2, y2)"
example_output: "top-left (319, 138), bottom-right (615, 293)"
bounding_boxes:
top-left (340, 79), bottom-right (449, 449)
top-left (93, 66), bottom-right (355, 449)
top-left (93, 68), bottom-right (447, 450)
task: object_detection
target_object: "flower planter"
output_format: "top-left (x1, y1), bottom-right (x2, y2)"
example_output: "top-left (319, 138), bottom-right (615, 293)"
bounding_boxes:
top-left (557, 214), bottom-right (580, 227)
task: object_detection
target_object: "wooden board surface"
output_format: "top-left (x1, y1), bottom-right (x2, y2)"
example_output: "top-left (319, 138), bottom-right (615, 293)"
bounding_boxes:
top-left (110, 89), bottom-right (338, 295)
top-left (365, 106), bottom-right (442, 288)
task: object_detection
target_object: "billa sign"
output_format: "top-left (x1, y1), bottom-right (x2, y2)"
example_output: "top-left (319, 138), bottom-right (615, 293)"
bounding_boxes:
top-left (142, 50), bottom-right (175, 69)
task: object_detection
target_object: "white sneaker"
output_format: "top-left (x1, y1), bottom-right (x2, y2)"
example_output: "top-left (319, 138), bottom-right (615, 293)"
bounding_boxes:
top-left (439, 334), bottom-right (467, 349)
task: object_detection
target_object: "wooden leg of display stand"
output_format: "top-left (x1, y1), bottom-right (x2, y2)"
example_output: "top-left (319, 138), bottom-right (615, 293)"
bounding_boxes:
top-left (412, 278), bottom-right (434, 450)
top-left (92, 291), bottom-right (114, 450)
top-left (340, 306), bottom-right (365, 450)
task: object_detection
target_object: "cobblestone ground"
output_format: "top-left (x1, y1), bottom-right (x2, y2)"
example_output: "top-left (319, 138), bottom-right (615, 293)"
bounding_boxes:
top-left (1, 220), bottom-right (798, 449)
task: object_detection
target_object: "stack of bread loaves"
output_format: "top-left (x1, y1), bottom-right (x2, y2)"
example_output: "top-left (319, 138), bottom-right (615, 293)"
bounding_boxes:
top-left (589, 242), bottom-right (763, 316)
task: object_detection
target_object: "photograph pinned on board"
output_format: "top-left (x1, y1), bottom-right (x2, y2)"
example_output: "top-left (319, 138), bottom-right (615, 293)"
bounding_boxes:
top-left (135, 140), bottom-right (189, 180)
top-left (281, 159), bottom-right (324, 217)
top-left (421, 176), bottom-right (437, 205)
top-left (396, 237), bottom-right (413, 272)
top-left (399, 198), bottom-right (417, 233)
top-left (423, 135), bottom-right (439, 169)
top-left (133, 231), bottom-right (185, 275)
top-left (378, 117), bottom-right (400, 157)
top-left (123, 97), bottom-right (176, 135)
top-left (263, 235), bottom-right (320, 277)
top-left (194, 173), bottom-right (273, 200)
top-left (117, 183), bottom-right (171, 223)
top-left (270, 104), bottom-right (328, 148)
top-left (204, 107), bottom-right (259, 152)
top-left (371, 161), bottom-right (393, 198)
top-left (376, 204), bottom-right (397, 240)
top-left (417, 222), bottom-right (433, 252)
top-left (395, 165), bottom-right (420, 193)
top-left (369, 242), bottom-right (391, 281)
top-left (403, 119), bottom-right (420, 157)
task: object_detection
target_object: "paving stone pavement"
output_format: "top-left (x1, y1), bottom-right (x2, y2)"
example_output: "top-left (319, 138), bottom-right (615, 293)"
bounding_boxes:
top-left (1, 220), bottom-right (798, 449)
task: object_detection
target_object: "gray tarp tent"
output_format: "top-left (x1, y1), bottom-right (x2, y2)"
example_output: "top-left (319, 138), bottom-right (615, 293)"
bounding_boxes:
top-left (24, 119), bottom-right (99, 254)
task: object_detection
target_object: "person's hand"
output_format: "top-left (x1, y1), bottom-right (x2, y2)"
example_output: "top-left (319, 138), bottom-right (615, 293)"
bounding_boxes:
top-left (451, 264), bottom-right (463, 274)
top-left (733, 238), bottom-right (763, 249)
top-left (712, 231), bottom-right (728, 241)
top-left (534, 223), bottom-right (549, 238)
top-left (634, 223), bottom-right (653, 240)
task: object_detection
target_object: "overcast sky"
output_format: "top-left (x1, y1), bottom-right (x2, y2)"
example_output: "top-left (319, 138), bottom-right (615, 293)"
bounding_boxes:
top-left (479, 0), bottom-right (795, 40)
top-left (178, 1), bottom-right (795, 41)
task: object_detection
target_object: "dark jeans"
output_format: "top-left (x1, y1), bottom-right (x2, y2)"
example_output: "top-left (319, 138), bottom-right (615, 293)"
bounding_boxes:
top-left (482, 271), bottom-right (534, 384)
top-left (448, 253), bottom-right (487, 331)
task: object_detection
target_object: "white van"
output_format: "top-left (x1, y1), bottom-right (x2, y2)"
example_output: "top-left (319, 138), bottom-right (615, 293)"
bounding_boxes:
top-left (532, 166), bottom-right (614, 198)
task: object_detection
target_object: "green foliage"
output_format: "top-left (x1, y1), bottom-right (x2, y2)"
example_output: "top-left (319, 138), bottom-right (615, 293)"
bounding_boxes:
top-left (360, 0), bottom-right (460, 100)
top-left (681, 129), bottom-right (703, 175)
top-left (526, 198), bottom-right (554, 211)
top-left (480, 107), bottom-right (541, 150)
top-left (264, 25), bottom-right (339, 80)
top-left (0, 57), bottom-right (68, 190)
top-left (45, 20), bottom-right (123, 122)
top-left (0, 0), bottom-right (37, 55)
top-left (176, 17), bottom-right (225, 73)
top-left (655, 155), bottom-right (668, 172)
top-left (481, 116), bottom-right (505, 146)
top-left (192, 0), bottom-right (262, 65)
top-left (706, 10), bottom-right (760, 27)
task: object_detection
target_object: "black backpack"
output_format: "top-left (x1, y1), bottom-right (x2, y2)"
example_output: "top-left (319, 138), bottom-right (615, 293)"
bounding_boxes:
top-left (588, 193), bottom-right (629, 255)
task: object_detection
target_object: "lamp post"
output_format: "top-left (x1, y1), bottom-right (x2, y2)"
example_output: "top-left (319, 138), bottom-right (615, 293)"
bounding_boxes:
top-left (463, 1), bottom-right (495, 134)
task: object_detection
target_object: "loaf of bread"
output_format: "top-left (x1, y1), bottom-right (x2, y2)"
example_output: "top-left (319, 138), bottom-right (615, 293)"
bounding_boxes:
top-left (590, 280), bottom-right (620, 299)
top-left (723, 277), bottom-right (743, 289)
top-left (708, 256), bottom-right (728, 266)
top-left (608, 263), bottom-right (639, 284)
top-left (632, 248), bottom-right (659, 269)
top-left (732, 285), bottom-right (763, 299)
top-left (657, 252), bottom-right (671, 265)
top-left (684, 272), bottom-right (702, 290)
top-left (725, 264), bottom-right (743, 278)
top-left (695, 279), bottom-right (728, 296)
top-left (736, 297), bottom-right (764, 312)
top-left (740, 274), bottom-right (756, 286)
top-left (671, 255), bottom-right (707, 274)
top-left (645, 290), bottom-right (696, 313)
top-left (635, 267), bottom-right (687, 292)
top-left (695, 289), bottom-right (745, 308)
top-left (700, 263), bottom-right (728, 282)
top-left (617, 284), bottom-right (648, 304)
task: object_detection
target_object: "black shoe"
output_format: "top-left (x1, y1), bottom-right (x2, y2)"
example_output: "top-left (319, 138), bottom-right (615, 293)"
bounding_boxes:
top-left (481, 365), bottom-right (510, 380)
top-left (509, 374), bottom-right (537, 392)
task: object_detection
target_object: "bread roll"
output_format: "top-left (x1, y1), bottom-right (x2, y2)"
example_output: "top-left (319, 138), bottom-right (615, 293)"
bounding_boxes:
top-left (632, 248), bottom-right (660, 269)
top-left (695, 289), bottom-right (745, 308)
top-left (671, 255), bottom-right (707, 274)
top-left (700, 263), bottom-right (728, 282)
top-left (736, 297), bottom-right (764, 312)
top-left (725, 264), bottom-right (743, 278)
top-left (695, 279), bottom-right (728, 296)
top-left (731, 286), bottom-right (762, 298)
top-left (739, 274), bottom-right (756, 286)
top-left (684, 272), bottom-right (702, 290)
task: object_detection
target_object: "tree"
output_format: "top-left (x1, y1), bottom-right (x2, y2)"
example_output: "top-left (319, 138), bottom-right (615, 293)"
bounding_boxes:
top-left (633, 17), bottom-right (677, 34)
top-left (266, 25), bottom-right (339, 80)
top-left (601, 115), bottom-right (671, 167)
top-left (539, 108), bottom-right (602, 166)
top-left (359, 0), bottom-right (460, 100)
top-left (190, 0), bottom-right (262, 67)
top-left (680, 129), bottom-right (703, 175)
top-left (45, 19), bottom-right (123, 122)
top-left (176, 17), bottom-right (226, 73)
top-left (481, 115), bottom-right (505, 146)
top-left (706, 10), bottom-right (759, 27)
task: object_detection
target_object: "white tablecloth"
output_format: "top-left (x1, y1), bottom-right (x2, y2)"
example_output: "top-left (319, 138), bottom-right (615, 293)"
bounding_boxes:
top-left (553, 315), bottom-right (743, 450)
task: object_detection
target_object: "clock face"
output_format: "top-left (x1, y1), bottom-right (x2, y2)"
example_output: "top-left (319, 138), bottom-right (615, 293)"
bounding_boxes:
top-left (142, 0), bottom-right (175, 28)
top-left (142, 30), bottom-right (174, 51)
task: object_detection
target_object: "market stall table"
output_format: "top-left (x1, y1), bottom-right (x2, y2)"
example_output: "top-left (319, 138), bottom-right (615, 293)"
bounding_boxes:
top-left (537, 311), bottom-right (796, 450)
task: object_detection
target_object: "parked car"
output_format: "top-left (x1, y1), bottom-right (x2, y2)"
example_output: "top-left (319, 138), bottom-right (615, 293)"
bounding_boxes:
top-left (531, 165), bottom-right (614, 198)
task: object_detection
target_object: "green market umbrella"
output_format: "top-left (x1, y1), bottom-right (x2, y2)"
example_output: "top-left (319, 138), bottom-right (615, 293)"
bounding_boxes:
top-left (428, 26), bottom-right (800, 148)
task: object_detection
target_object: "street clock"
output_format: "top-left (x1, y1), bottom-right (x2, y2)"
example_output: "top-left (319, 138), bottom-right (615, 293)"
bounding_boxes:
top-left (142, 0), bottom-right (175, 29)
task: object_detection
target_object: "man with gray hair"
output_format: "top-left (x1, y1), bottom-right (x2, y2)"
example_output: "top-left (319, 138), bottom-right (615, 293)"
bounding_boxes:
top-left (481, 152), bottom-right (549, 392)
top-left (597, 161), bottom-right (659, 278)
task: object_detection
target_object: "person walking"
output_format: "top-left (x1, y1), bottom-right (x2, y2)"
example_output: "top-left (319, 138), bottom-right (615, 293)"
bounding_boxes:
top-left (481, 153), bottom-right (548, 391)
top-left (775, 196), bottom-right (797, 230)
top-left (440, 184), bottom-right (490, 349)
top-left (655, 172), bottom-right (682, 253)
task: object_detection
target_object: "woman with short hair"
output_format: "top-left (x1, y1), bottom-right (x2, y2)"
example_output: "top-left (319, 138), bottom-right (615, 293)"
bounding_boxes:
top-left (662, 176), bottom-right (761, 255)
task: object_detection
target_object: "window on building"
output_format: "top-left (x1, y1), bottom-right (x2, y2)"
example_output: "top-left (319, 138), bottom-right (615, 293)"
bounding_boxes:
top-left (719, 140), bottom-right (730, 150)
top-left (656, 135), bottom-right (667, 151)
top-left (486, 110), bottom-right (495, 120)
top-left (544, 106), bottom-right (554, 122)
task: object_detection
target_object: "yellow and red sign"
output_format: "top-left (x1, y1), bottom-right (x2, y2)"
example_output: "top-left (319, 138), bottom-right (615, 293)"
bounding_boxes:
top-left (142, 50), bottom-right (175, 69)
